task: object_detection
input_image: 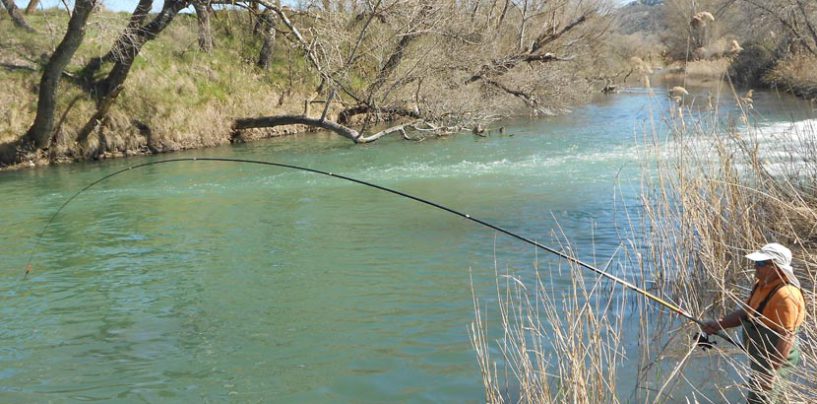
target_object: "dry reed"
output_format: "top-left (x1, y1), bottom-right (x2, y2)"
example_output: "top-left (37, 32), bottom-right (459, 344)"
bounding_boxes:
top-left (470, 241), bottom-right (627, 403)
top-left (471, 75), bottom-right (817, 402)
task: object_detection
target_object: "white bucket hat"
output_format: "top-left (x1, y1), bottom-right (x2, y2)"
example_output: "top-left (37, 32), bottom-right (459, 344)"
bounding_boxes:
top-left (746, 243), bottom-right (800, 288)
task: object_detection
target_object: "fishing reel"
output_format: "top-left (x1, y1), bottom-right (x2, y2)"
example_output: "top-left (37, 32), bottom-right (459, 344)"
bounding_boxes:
top-left (694, 332), bottom-right (717, 351)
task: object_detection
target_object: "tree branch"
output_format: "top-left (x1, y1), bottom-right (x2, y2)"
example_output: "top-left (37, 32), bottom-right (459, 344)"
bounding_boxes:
top-left (338, 104), bottom-right (420, 125)
top-left (233, 115), bottom-right (361, 141)
top-left (233, 115), bottom-right (432, 144)
top-left (255, 0), bottom-right (363, 103)
top-left (465, 52), bottom-right (573, 84)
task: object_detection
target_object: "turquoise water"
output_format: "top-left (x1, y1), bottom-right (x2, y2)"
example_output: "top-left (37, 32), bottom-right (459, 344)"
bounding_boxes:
top-left (1, 87), bottom-right (812, 402)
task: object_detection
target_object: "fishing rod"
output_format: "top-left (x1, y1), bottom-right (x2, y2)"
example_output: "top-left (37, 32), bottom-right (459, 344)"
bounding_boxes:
top-left (23, 157), bottom-right (740, 348)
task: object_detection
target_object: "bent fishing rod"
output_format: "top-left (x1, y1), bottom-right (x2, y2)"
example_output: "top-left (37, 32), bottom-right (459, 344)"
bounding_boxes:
top-left (23, 157), bottom-right (740, 348)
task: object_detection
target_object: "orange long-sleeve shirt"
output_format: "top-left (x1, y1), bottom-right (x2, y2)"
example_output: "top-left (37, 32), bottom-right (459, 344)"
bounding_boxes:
top-left (746, 277), bottom-right (805, 332)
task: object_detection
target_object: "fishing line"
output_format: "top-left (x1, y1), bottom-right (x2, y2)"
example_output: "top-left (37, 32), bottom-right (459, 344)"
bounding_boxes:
top-left (22, 157), bottom-right (740, 348)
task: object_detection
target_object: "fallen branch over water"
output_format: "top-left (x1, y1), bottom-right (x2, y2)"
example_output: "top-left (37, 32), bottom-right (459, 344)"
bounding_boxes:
top-left (233, 115), bottom-right (361, 141)
top-left (232, 115), bottom-right (450, 144)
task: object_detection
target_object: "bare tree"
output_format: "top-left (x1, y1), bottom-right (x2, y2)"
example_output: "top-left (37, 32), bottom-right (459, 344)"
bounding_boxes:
top-left (463, 2), bottom-right (597, 85)
top-left (337, 1), bottom-right (441, 124)
top-left (77, 0), bottom-right (190, 144)
top-left (738, 0), bottom-right (817, 55)
top-left (18, 0), bottom-right (98, 153)
top-left (194, 0), bottom-right (214, 52)
top-left (229, 0), bottom-right (609, 143)
top-left (0, 0), bottom-right (36, 31)
top-left (25, 0), bottom-right (39, 14)
top-left (256, 9), bottom-right (277, 69)
top-left (434, 0), bottom-right (607, 116)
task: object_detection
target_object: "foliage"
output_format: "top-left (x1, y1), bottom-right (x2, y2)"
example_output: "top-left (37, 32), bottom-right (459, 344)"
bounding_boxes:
top-left (728, 42), bottom-right (777, 86)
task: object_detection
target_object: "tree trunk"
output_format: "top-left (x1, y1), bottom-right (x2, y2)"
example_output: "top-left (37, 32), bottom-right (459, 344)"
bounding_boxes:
top-left (106, 0), bottom-right (154, 61)
top-left (194, 2), bottom-right (213, 52)
top-left (95, 0), bottom-right (187, 101)
top-left (257, 11), bottom-right (276, 69)
top-left (0, 0), bottom-right (36, 32)
top-left (21, 0), bottom-right (97, 150)
top-left (25, 0), bottom-right (39, 14)
top-left (365, 4), bottom-right (433, 99)
top-left (80, 0), bottom-right (153, 84)
top-left (517, 0), bottom-right (528, 51)
top-left (496, 0), bottom-right (510, 30)
top-left (79, 0), bottom-right (187, 142)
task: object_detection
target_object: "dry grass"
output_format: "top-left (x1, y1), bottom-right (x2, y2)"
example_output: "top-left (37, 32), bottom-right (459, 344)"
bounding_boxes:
top-left (0, 10), bottom-right (318, 164)
top-left (666, 59), bottom-right (730, 79)
top-left (470, 246), bottom-right (627, 403)
top-left (765, 54), bottom-right (817, 101)
top-left (0, 73), bottom-right (35, 144)
top-left (631, 85), bottom-right (817, 402)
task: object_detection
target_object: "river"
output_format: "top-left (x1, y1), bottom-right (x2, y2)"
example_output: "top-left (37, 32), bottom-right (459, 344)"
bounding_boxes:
top-left (1, 84), bottom-right (813, 402)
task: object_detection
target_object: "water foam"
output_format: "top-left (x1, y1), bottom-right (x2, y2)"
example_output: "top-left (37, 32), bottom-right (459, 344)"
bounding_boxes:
top-left (757, 118), bottom-right (817, 139)
top-left (353, 146), bottom-right (639, 181)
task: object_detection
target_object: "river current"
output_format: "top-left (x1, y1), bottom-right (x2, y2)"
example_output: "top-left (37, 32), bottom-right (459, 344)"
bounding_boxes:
top-left (1, 85), bottom-right (813, 402)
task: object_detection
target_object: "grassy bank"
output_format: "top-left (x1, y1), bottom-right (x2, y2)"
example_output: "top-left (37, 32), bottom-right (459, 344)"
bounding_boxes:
top-left (0, 9), bottom-right (321, 166)
top-left (766, 54), bottom-right (817, 102)
top-left (651, 53), bottom-right (817, 103)
top-left (1, 3), bottom-right (627, 169)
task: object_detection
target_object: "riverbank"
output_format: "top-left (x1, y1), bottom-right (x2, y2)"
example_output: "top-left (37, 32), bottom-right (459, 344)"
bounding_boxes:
top-left (659, 56), bottom-right (817, 104)
top-left (0, 10), bottom-right (321, 169)
top-left (766, 54), bottom-right (817, 101)
top-left (1, 5), bottom-right (623, 171)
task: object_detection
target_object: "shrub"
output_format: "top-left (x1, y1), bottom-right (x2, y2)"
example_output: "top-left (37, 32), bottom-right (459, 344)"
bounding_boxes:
top-left (727, 42), bottom-right (776, 87)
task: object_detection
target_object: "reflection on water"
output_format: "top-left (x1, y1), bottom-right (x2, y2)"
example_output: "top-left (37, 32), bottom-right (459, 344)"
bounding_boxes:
top-left (0, 85), bottom-right (812, 402)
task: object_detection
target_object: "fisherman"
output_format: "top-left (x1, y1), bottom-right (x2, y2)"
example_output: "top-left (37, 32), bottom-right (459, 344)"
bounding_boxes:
top-left (702, 243), bottom-right (805, 404)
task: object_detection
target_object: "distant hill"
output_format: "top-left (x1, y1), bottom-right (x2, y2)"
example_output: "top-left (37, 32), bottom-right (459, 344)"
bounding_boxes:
top-left (614, 1), bottom-right (666, 36)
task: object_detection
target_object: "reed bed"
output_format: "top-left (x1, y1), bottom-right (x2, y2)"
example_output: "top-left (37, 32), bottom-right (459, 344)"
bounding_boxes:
top-left (471, 85), bottom-right (817, 402)
top-left (470, 246), bottom-right (627, 403)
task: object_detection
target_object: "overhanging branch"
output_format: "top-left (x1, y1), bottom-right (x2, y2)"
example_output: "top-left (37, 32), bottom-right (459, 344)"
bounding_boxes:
top-left (233, 115), bottom-right (361, 141)
top-left (465, 52), bottom-right (574, 84)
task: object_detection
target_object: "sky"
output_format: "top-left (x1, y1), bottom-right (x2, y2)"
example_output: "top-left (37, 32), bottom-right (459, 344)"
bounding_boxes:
top-left (102, 0), bottom-right (163, 11)
top-left (13, 0), bottom-right (165, 12)
top-left (15, 0), bottom-right (632, 13)
top-left (12, 0), bottom-right (304, 12)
